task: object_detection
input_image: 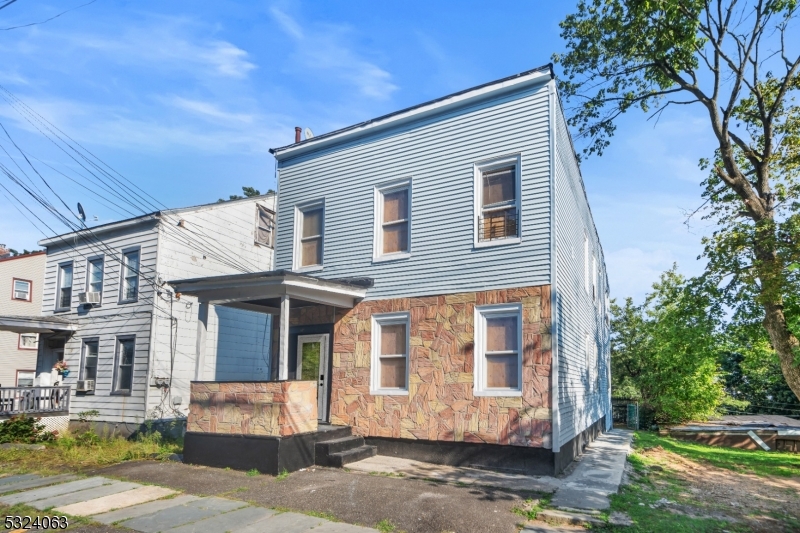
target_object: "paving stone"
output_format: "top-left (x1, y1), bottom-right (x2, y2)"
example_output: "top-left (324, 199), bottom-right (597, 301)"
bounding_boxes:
top-left (521, 523), bottom-right (585, 532)
top-left (119, 497), bottom-right (247, 532)
top-left (161, 506), bottom-right (276, 533)
top-left (0, 477), bottom-right (107, 505)
top-left (31, 481), bottom-right (141, 510)
top-left (56, 485), bottom-right (177, 516)
top-left (93, 495), bottom-right (201, 524)
top-left (0, 474), bottom-right (78, 495)
top-left (311, 522), bottom-right (381, 532)
top-left (236, 511), bottom-right (325, 533)
top-left (0, 474), bottom-right (40, 486)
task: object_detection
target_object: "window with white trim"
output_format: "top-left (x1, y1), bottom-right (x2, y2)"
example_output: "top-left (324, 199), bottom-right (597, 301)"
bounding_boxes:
top-left (113, 336), bottom-right (135, 394)
top-left (475, 156), bottom-right (521, 244)
top-left (16, 371), bottom-right (35, 387)
top-left (87, 257), bottom-right (104, 296)
top-left (121, 250), bottom-right (139, 302)
top-left (584, 233), bottom-right (589, 294)
top-left (374, 180), bottom-right (411, 259)
top-left (12, 278), bottom-right (31, 301)
top-left (18, 333), bottom-right (38, 350)
top-left (82, 339), bottom-right (99, 383)
top-left (56, 263), bottom-right (73, 310)
top-left (370, 312), bottom-right (410, 394)
top-left (592, 256), bottom-right (597, 301)
top-left (255, 205), bottom-right (276, 247)
top-left (474, 304), bottom-right (522, 396)
top-left (295, 203), bottom-right (324, 268)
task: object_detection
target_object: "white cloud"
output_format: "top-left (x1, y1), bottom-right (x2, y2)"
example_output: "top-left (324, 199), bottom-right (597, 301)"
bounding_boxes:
top-left (269, 7), bottom-right (397, 100)
top-left (165, 97), bottom-right (254, 124)
top-left (606, 247), bottom-right (678, 304)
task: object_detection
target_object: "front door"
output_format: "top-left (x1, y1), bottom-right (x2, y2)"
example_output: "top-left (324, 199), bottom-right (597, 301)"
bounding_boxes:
top-left (296, 334), bottom-right (329, 422)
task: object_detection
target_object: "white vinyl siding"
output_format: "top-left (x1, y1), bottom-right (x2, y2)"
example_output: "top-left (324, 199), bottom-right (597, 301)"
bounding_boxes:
top-left (553, 97), bottom-right (611, 449)
top-left (274, 79), bottom-right (552, 299)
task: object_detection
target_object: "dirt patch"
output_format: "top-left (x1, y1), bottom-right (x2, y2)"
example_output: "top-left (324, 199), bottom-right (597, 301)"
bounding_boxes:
top-left (90, 460), bottom-right (542, 533)
top-left (638, 445), bottom-right (800, 532)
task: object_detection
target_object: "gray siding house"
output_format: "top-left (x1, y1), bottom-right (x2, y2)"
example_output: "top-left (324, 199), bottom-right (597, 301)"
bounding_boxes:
top-left (173, 64), bottom-right (611, 475)
top-left (1, 195), bottom-right (276, 432)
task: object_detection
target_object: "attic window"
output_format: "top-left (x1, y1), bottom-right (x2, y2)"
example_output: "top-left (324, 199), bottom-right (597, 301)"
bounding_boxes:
top-left (255, 205), bottom-right (275, 248)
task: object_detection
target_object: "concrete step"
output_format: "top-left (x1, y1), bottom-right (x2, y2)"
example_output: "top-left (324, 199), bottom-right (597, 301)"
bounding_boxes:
top-left (316, 424), bottom-right (354, 441)
top-left (316, 435), bottom-right (365, 455)
top-left (328, 445), bottom-right (377, 467)
top-left (536, 509), bottom-right (605, 528)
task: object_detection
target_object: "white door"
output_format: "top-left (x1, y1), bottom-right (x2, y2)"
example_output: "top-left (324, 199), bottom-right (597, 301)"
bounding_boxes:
top-left (296, 334), bottom-right (330, 422)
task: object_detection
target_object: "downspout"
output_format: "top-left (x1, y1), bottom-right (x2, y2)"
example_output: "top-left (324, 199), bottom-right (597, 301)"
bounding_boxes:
top-left (548, 79), bottom-right (561, 454)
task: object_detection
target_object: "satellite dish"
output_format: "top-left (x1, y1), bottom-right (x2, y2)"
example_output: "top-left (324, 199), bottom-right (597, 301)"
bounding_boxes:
top-left (77, 203), bottom-right (86, 222)
top-left (304, 128), bottom-right (314, 139)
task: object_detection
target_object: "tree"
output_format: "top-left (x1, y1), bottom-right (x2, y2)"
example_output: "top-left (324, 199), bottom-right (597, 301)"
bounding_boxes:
top-left (556, 0), bottom-right (800, 400)
top-left (217, 186), bottom-right (275, 203)
top-left (610, 267), bottom-right (726, 423)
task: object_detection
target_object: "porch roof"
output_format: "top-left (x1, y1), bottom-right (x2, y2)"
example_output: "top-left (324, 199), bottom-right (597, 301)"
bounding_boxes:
top-left (0, 315), bottom-right (78, 334)
top-left (169, 269), bottom-right (372, 312)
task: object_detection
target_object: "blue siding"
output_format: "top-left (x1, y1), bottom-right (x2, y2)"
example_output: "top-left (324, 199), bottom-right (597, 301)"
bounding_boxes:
top-left (553, 99), bottom-right (612, 449)
top-left (274, 81), bottom-right (553, 300)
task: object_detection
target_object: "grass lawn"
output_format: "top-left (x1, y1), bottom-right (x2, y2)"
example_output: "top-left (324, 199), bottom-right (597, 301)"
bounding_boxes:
top-left (605, 431), bottom-right (800, 532)
top-left (0, 430), bottom-right (182, 476)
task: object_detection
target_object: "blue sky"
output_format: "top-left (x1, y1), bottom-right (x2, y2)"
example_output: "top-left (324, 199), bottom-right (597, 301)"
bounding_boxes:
top-left (0, 0), bottom-right (722, 302)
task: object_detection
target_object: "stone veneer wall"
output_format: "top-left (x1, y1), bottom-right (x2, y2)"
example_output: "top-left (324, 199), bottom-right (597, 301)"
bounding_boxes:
top-left (187, 381), bottom-right (317, 437)
top-left (325, 286), bottom-right (552, 448)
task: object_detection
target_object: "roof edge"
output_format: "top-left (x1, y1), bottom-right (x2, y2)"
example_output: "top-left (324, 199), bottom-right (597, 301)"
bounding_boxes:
top-left (270, 64), bottom-right (554, 159)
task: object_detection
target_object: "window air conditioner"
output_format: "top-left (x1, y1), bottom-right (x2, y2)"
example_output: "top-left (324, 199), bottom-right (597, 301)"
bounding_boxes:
top-left (78, 292), bottom-right (101, 305)
top-left (76, 380), bottom-right (95, 392)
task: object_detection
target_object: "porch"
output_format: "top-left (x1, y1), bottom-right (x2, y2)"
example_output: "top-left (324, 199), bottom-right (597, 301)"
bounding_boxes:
top-left (171, 270), bottom-right (376, 473)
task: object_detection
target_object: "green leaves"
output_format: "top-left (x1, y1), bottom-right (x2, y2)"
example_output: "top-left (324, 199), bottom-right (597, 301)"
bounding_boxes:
top-left (611, 267), bottom-right (726, 423)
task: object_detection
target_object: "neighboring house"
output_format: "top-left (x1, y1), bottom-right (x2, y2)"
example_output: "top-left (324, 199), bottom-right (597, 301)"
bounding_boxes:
top-left (0, 251), bottom-right (46, 387)
top-left (173, 64), bottom-right (611, 475)
top-left (0, 195), bottom-right (276, 433)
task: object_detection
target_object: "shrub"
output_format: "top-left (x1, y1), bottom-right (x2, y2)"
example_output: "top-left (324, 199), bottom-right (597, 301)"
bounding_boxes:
top-left (0, 415), bottom-right (57, 444)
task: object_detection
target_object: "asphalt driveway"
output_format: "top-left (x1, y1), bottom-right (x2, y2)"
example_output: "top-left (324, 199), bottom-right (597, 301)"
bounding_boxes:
top-left (91, 461), bottom-right (544, 533)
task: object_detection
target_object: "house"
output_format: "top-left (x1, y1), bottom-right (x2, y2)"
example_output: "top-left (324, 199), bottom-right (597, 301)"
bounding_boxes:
top-left (0, 195), bottom-right (276, 434)
top-left (0, 250), bottom-right (47, 388)
top-left (174, 64), bottom-right (611, 476)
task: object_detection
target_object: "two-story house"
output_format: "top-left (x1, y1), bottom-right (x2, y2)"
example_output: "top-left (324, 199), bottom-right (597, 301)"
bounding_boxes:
top-left (0, 195), bottom-right (276, 434)
top-left (174, 64), bottom-right (611, 476)
top-left (0, 250), bottom-right (46, 388)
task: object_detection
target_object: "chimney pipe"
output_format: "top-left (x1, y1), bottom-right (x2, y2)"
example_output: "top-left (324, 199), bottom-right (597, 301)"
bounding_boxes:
top-left (295, 127), bottom-right (302, 143)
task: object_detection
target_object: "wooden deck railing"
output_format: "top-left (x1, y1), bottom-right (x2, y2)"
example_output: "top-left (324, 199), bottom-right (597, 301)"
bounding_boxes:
top-left (0, 386), bottom-right (71, 417)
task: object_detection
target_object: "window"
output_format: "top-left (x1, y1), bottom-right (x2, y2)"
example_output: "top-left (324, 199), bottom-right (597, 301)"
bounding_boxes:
top-left (255, 205), bottom-right (276, 247)
top-left (12, 278), bottom-right (31, 301)
top-left (475, 155), bottom-right (521, 244)
top-left (474, 304), bottom-right (522, 396)
top-left (121, 250), bottom-right (139, 302)
top-left (370, 312), bottom-right (410, 395)
top-left (86, 257), bottom-right (104, 303)
top-left (16, 371), bottom-right (35, 387)
top-left (18, 333), bottom-right (38, 350)
top-left (56, 263), bottom-right (73, 310)
top-left (82, 339), bottom-right (99, 384)
top-left (113, 336), bottom-right (135, 393)
top-left (294, 202), bottom-right (324, 269)
top-left (584, 234), bottom-right (589, 294)
top-left (592, 256), bottom-right (597, 301)
top-left (586, 333), bottom-right (597, 390)
top-left (374, 181), bottom-right (411, 260)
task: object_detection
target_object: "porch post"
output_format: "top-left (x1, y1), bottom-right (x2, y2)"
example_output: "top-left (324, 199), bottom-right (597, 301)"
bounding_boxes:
top-left (195, 302), bottom-right (209, 380)
top-left (278, 295), bottom-right (290, 380)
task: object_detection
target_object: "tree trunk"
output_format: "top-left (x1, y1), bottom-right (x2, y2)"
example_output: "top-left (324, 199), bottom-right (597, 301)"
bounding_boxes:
top-left (762, 302), bottom-right (800, 401)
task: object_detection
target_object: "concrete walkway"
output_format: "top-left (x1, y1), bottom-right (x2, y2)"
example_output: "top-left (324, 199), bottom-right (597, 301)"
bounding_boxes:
top-left (550, 429), bottom-right (633, 510)
top-left (0, 473), bottom-right (377, 533)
